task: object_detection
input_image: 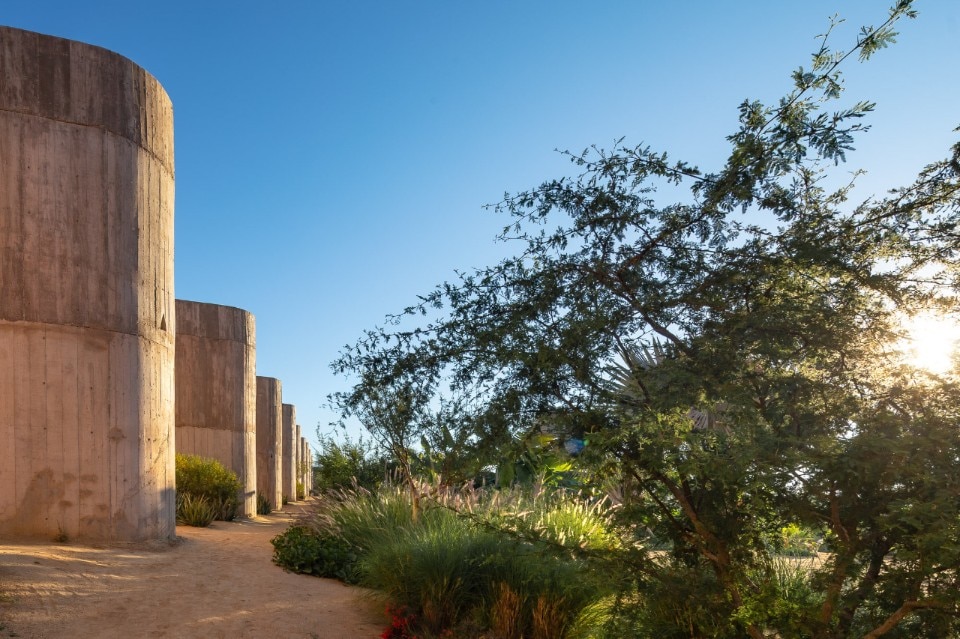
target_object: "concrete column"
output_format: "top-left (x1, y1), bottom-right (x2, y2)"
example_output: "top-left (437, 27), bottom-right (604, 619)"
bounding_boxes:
top-left (299, 437), bottom-right (307, 497)
top-left (0, 27), bottom-right (175, 541)
top-left (305, 442), bottom-right (313, 495)
top-left (294, 423), bottom-right (301, 498)
top-left (281, 404), bottom-right (296, 502)
top-left (175, 301), bottom-right (256, 517)
top-left (255, 376), bottom-right (282, 511)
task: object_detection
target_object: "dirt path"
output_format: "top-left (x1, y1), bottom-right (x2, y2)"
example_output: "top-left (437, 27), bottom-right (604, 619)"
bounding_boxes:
top-left (0, 501), bottom-right (384, 638)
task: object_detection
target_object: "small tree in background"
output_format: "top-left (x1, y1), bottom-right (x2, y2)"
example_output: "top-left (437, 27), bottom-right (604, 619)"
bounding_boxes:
top-left (313, 431), bottom-right (387, 492)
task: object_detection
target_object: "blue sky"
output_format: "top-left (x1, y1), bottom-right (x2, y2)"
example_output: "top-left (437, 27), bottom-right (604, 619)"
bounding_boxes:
top-left (3, 1), bottom-right (958, 448)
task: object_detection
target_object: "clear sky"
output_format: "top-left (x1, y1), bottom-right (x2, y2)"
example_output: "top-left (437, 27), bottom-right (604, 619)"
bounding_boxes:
top-left (3, 1), bottom-right (958, 449)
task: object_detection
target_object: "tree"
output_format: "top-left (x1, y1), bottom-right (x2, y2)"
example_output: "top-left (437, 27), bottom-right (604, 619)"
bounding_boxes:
top-left (332, 2), bottom-right (960, 636)
top-left (312, 431), bottom-right (386, 491)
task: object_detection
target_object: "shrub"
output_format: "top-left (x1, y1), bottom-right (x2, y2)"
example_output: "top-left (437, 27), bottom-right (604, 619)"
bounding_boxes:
top-left (315, 432), bottom-right (386, 491)
top-left (271, 525), bottom-right (361, 583)
top-left (256, 491), bottom-right (272, 515)
top-left (176, 492), bottom-right (216, 527)
top-left (296, 480), bottom-right (305, 500)
top-left (360, 507), bottom-right (493, 632)
top-left (776, 523), bottom-right (821, 557)
top-left (175, 453), bottom-right (243, 521)
top-left (294, 479), bottom-right (615, 638)
top-left (320, 483), bottom-right (417, 554)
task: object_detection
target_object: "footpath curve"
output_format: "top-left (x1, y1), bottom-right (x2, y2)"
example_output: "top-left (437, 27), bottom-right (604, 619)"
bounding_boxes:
top-left (0, 500), bottom-right (382, 638)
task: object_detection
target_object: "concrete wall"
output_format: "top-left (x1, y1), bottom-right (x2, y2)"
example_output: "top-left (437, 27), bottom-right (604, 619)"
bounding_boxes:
top-left (176, 301), bottom-right (256, 517)
top-left (294, 424), bottom-right (301, 497)
top-left (281, 404), bottom-right (296, 502)
top-left (298, 437), bottom-right (310, 497)
top-left (0, 27), bottom-right (175, 541)
top-left (256, 376), bottom-right (282, 511)
top-left (306, 442), bottom-right (313, 494)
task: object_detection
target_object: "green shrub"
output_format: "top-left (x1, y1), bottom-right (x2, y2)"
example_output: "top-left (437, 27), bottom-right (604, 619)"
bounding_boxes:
top-left (176, 492), bottom-right (216, 527)
top-left (321, 483), bottom-right (417, 554)
top-left (360, 507), bottom-right (493, 632)
top-left (296, 480), bottom-right (305, 500)
top-left (271, 525), bottom-right (361, 583)
top-left (314, 433), bottom-right (385, 491)
top-left (175, 453), bottom-right (243, 521)
top-left (256, 491), bottom-right (272, 515)
top-left (776, 523), bottom-right (821, 557)
top-left (293, 479), bottom-right (614, 638)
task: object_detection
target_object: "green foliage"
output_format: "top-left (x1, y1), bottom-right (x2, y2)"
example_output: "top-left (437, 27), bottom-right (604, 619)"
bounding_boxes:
top-left (776, 523), bottom-right (822, 557)
top-left (314, 432), bottom-right (386, 491)
top-left (175, 453), bottom-right (243, 521)
top-left (359, 508), bottom-right (493, 632)
top-left (330, 3), bottom-right (960, 637)
top-left (321, 482), bottom-right (417, 554)
top-left (271, 525), bottom-right (361, 583)
top-left (288, 480), bottom-right (616, 638)
top-left (296, 480), bottom-right (305, 500)
top-left (176, 492), bottom-right (216, 527)
top-left (256, 491), bottom-right (272, 515)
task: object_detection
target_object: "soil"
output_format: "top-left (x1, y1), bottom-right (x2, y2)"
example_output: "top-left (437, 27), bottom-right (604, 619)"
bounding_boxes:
top-left (0, 500), bottom-right (384, 638)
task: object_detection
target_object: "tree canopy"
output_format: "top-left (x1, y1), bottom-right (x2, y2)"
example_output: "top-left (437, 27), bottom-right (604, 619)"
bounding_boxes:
top-left (331, 2), bottom-right (960, 636)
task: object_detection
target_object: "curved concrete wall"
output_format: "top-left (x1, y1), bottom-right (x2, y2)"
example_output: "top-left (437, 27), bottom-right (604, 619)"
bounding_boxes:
top-left (281, 403), bottom-right (296, 502)
top-left (300, 437), bottom-right (308, 496)
top-left (0, 27), bottom-right (175, 540)
top-left (305, 442), bottom-right (313, 495)
top-left (176, 300), bottom-right (256, 517)
top-left (294, 423), bottom-right (302, 497)
top-left (256, 376), bottom-right (282, 511)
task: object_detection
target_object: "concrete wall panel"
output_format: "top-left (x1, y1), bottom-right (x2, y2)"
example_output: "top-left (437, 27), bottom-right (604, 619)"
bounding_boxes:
top-left (175, 300), bottom-right (256, 516)
top-left (305, 439), bottom-right (312, 494)
top-left (0, 27), bottom-right (175, 541)
top-left (281, 404), bottom-right (296, 502)
top-left (294, 424), bottom-right (301, 497)
top-left (256, 377), bottom-right (282, 511)
top-left (299, 436), bottom-right (307, 497)
top-left (306, 442), bottom-right (313, 494)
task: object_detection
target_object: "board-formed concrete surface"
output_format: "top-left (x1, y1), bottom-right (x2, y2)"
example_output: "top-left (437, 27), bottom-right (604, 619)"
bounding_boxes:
top-left (281, 403), bottom-right (297, 502)
top-left (306, 442), bottom-right (313, 494)
top-left (298, 437), bottom-right (310, 496)
top-left (256, 377), bottom-right (283, 511)
top-left (294, 423), bottom-right (301, 495)
top-left (0, 27), bottom-right (176, 541)
top-left (176, 301), bottom-right (257, 517)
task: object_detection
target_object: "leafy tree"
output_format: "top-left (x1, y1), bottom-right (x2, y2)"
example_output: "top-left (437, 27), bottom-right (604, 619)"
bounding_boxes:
top-left (313, 431), bottom-right (386, 491)
top-left (332, 2), bottom-right (960, 636)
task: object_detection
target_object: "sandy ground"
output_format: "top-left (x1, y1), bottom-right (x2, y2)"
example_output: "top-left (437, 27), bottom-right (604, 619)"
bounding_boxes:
top-left (0, 500), bottom-right (384, 639)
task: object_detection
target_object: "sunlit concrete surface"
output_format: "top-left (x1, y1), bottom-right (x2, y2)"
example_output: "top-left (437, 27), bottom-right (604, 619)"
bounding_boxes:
top-left (255, 377), bottom-right (282, 511)
top-left (176, 300), bottom-right (257, 517)
top-left (0, 27), bottom-right (175, 541)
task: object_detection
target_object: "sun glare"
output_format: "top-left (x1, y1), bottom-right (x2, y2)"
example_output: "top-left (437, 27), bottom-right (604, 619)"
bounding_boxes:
top-left (898, 312), bottom-right (960, 375)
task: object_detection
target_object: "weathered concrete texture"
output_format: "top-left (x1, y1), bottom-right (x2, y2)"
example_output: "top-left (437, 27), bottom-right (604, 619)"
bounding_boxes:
top-left (281, 404), bottom-right (296, 502)
top-left (0, 27), bottom-right (175, 541)
top-left (256, 377), bottom-right (282, 511)
top-left (299, 437), bottom-right (310, 496)
top-left (176, 300), bottom-right (257, 517)
top-left (306, 442), bottom-right (313, 494)
top-left (294, 424), bottom-right (302, 497)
